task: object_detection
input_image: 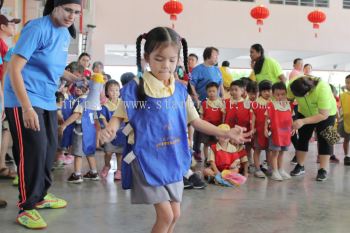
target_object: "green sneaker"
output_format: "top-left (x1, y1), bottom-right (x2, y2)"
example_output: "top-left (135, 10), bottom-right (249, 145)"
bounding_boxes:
top-left (12, 175), bottom-right (19, 186)
top-left (35, 193), bottom-right (67, 209)
top-left (16, 209), bottom-right (47, 229)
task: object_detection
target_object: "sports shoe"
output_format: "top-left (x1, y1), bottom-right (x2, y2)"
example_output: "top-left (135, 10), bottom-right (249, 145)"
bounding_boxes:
top-left (13, 175), bottom-right (19, 186)
top-left (290, 164), bottom-right (305, 176)
top-left (248, 164), bottom-right (255, 174)
top-left (271, 170), bottom-right (283, 181)
top-left (189, 173), bottom-right (207, 189)
top-left (344, 156), bottom-right (350, 166)
top-left (83, 171), bottom-right (100, 181)
top-left (279, 169), bottom-right (291, 180)
top-left (290, 155), bottom-right (297, 165)
top-left (52, 160), bottom-right (65, 169)
top-left (63, 155), bottom-right (74, 165)
top-left (330, 155), bottom-right (340, 164)
top-left (67, 173), bottom-right (83, 184)
top-left (100, 165), bottom-right (111, 179)
top-left (193, 152), bottom-right (202, 162)
top-left (0, 199), bottom-right (7, 208)
top-left (35, 193), bottom-right (67, 209)
top-left (16, 209), bottom-right (47, 229)
top-left (114, 169), bottom-right (122, 180)
top-left (183, 177), bottom-right (193, 189)
top-left (316, 168), bottom-right (327, 182)
top-left (254, 170), bottom-right (266, 178)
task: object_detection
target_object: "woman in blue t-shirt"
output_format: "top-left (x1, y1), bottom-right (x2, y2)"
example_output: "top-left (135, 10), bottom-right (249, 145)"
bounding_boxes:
top-left (4, 0), bottom-right (82, 229)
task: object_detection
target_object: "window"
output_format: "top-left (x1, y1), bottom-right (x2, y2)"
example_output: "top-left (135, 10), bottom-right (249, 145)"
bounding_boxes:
top-left (270, 0), bottom-right (329, 7)
top-left (224, 0), bottom-right (255, 2)
top-left (344, 0), bottom-right (350, 9)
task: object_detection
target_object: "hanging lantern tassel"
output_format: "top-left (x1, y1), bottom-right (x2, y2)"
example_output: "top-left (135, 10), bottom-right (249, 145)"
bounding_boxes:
top-left (257, 19), bottom-right (263, 32)
top-left (163, 0), bottom-right (183, 29)
top-left (313, 23), bottom-right (319, 38)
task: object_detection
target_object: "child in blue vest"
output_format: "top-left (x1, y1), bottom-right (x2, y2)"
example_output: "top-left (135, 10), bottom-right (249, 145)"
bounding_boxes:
top-left (100, 27), bottom-right (250, 233)
top-left (59, 79), bottom-right (100, 184)
top-left (99, 79), bottom-right (125, 180)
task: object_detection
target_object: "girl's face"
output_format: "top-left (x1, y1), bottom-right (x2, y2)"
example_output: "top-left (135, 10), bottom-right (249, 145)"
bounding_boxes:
top-left (145, 45), bottom-right (179, 83)
top-left (250, 48), bottom-right (261, 61)
top-left (1, 23), bottom-right (16, 37)
top-left (107, 84), bottom-right (120, 101)
top-left (230, 85), bottom-right (243, 100)
top-left (79, 56), bottom-right (91, 69)
top-left (261, 90), bottom-right (271, 100)
top-left (273, 89), bottom-right (287, 101)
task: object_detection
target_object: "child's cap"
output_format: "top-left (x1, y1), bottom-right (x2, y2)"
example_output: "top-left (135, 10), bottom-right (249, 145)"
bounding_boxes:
top-left (0, 15), bottom-right (21, 26)
top-left (218, 124), bottom-right (230, 131)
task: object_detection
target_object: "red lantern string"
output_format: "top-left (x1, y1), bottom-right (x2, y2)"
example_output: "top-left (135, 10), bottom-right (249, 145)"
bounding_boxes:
top-left (163, 0), bottom-right (183, 29)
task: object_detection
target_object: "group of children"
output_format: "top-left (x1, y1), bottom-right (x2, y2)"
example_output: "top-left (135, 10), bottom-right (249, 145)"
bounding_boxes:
top-left (198, 78), bottom-right (294, 183)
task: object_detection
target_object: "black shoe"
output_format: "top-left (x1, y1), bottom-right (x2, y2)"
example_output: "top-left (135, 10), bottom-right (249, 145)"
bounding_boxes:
top-left (183, 177), bottom-right (193, 189)
top-left (316, 168), bottom-right (327, 182)
top-left (344, 157), bottom-right (350, 166)
top-left (290, 155), bottom-right (297, 165)
top-left (67, 173), bottom-right (83, 184)
top-left (189, 173), bottom-right (207, 189)
top-left (83, 171), bottom-right (100, 181)
top-left (290, 164), bottom-right (305, 176)
top-left (330, 155), bottom-right (340, 164)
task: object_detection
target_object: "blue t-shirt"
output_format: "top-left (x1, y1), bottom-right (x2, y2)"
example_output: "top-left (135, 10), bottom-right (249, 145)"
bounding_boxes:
top-left (4, 47), bottom-right (14, 63)
top-left (190, 64), bottom-right (222, 101)
top-left (4, 16), bottom-right (70, 110)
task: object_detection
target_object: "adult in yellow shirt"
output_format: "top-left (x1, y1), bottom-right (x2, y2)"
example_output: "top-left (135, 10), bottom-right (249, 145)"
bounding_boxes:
top-left (288, 76), bottom-right (337, 182)
top-left (219, 60), bottom-right (234, 99)
top-left (250, 44), bottom-right (286, 84)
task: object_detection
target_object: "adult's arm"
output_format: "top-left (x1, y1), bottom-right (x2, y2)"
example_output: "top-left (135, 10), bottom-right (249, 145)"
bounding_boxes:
top-left (9, 55), bottom-right (40, 131)
top-left (293, 109), bottom-right (329, 130)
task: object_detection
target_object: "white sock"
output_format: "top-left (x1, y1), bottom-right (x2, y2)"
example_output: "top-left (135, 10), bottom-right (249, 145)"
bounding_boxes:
top-left (184, 169), bottom-right (194, 179)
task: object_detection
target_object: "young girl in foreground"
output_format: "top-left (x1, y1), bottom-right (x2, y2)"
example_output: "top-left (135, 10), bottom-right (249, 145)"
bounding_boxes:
top-left (100, 27), bottom-right (249, 233)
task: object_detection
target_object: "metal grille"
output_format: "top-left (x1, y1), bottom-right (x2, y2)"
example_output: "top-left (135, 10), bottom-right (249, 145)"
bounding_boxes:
top-left (270, 0), bottom-right (329, 7)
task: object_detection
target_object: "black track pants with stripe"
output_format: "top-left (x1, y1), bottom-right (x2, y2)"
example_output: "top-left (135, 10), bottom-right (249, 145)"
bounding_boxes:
top-left (5, 107), bottom-right (58, 210)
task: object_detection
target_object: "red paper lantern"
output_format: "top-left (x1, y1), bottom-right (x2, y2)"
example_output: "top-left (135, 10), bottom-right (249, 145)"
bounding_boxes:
top-left (163, 0), bottom-right (183, 28)
top-left (250, 5), bottom-right (270, 32)
top-left (308, 10), bottom-right (326, 38)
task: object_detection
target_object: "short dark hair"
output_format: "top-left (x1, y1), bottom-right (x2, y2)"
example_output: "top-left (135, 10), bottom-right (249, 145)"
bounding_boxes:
top-left (92, 61), bottom-right (104, 71)
top-left (203, 47), bottom-right (219, 61)
top-left (120, 72), bottom-right (135, 85)
top-left (55, 92), bottom-right (65, 103)
top-left (346, 75), bottom-right (350, 80)
top-left (290, 76), bottom-right (319, 97)
top-left (258, 80), bottom-right (272, 92)
top-left (240, 77), bottom-right (252, 89)
top-left (206, 82), bottom-right (219, 90)
top-left (230, 80), bottom-right (244, 89)
top-left (304, 63), bottom-right (312, 69)
top-left (246, 81), bottom-right (258, 93)
top-left (222, 61), bottom-right (230, 67)
top-left (78, 52), bottom-right (91, 61)
top-left (272, 82), bottom-right (287, 93)
top-left (293, 58), bottom-right (303, 65)
top-left (188, 53), bottom-right (198, 61)
top-left (105, 80), bottom-right (120, 98)
top-left (65, 61), bottom-right (84, 74)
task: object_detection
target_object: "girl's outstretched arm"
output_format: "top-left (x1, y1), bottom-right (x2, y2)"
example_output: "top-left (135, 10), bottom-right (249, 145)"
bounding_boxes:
top-left (191, 118), bottom-right (252, 145)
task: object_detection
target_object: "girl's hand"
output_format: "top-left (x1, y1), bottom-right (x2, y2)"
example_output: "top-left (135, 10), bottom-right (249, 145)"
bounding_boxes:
top-left (23, 108), bottom-right (40, 131)
top-left (100, 125), bottom-right (117, 144)
top-left (58, 125), bottom-right (66, 136)
top-left (293, 119), bottom-right (304, 130)
top-left (264, 129), bottom-right (269, 138)
top-left (226, 126), bottom-right (251, 144)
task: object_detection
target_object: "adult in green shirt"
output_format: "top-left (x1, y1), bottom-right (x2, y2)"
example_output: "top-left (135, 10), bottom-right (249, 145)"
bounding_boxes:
top-left (250, 44), bottom-right (286, 84)
top-left (288, 76), bottom-right (337, 182)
